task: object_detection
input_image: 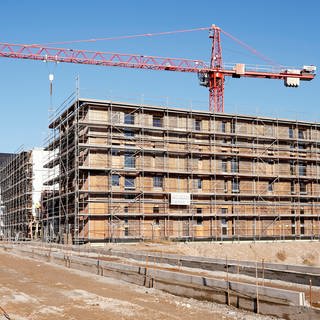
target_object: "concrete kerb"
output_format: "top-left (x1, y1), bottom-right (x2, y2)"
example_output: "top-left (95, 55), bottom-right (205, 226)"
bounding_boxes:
top-left (99, 249), bottom-right (320, 287)
top-left (100, 247), bottom-right (320, 274)
top-left (146, 267), bottom-right (305, 306)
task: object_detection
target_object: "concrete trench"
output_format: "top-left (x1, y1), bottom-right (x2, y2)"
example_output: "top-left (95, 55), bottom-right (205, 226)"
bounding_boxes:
top-left (2, 243), bottom-right (320, 319)
top-left (26, 242), bottom-right (320, 287)
top-left (97, 249), bottom-right (320, 287)
top-left (19, 241), bottom-right (320, 286)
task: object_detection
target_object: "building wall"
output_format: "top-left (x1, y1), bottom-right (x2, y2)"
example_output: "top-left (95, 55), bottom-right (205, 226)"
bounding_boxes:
top-left (32, 149), bottom-right (48, 218)
top-left (44, 99), bottom-right (320, 243)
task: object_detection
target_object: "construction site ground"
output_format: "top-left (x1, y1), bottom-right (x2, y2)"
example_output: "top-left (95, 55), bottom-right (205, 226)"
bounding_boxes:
top-left (0, 248), bottom-right (282, 320)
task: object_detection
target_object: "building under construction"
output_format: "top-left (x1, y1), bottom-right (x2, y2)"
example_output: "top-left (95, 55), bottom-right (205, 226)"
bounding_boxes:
top-left (43, 98), bottom-right (320, 243)
top-left (0, 149), bottom-right (47, 240)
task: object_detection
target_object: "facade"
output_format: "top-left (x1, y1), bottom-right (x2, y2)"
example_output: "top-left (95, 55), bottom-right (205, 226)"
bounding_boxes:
top-left (44, 98), bottom-right (320, 243)
top-left (0, 181), bottom-right (4, 239)
top-left (0, 149), bottom-right (47, 240)
top-left (0, 153), bottom-right (14, 238)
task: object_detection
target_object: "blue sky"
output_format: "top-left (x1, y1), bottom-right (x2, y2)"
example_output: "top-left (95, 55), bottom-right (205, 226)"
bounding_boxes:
top-left (0, 0), bottom-right (319, 152)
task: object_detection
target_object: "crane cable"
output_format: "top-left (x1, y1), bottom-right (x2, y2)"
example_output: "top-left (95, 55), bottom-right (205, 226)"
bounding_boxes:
top-left (221, 29), bottom-right (283, 68)
top-left (29, 25), bottom-right (280, 68)
top-left (30, 27), bottom-right (210, 47)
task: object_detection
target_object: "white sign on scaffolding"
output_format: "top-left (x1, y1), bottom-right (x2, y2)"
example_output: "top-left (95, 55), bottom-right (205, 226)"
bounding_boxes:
top-left (170, 192), bottom-right (190, 205)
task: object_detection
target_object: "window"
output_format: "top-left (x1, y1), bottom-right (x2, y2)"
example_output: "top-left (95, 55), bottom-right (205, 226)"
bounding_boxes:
top-left (153, 207), bottom-right (159, 214)
top-left (290, 161), bottom-right (295, 175)
top-left (231, 121), bottom-right (235, 133)
top-left (221, 208), bottom-right (228, 214)
top-left (289, 127), bottom-right (294, 139)
top-left (224, 180), bottom-right (228, 193)
top-left (300, 182), bottom-right (307, 194)
top-left (124, 194), bottom-right (135, 199)
top-left (300, 220), bottom-right (305, 235)
top-left (291, 181), bottom-right (295, 194)
top-left (124, 227), bottom-right (129, 236)
top-left (153, 176), bottom-right (163, 188)
top-left (232, 179), bottom-right (239, 193)
top-left (222, 224), bottom-right (227, 235)
top-left (196, 208), bottom-right (202, 214)
top-left (153, 116), bottom-right (163, 127)
top-left (298, 129), bottom-right (304, 139)
top-left (300, 210), bottom-right (305, 235)
top-left (196, 217), bottom-right (203, 225)
top-left (268, 181), bottom-right (273, 192)
top-left (124, 206), bottom-right (129, 213)
top-left (194, 119), bottom-right (201, 131)
top-left (124, 153), bottom-right (135, 168)
top-left (298, 143), bottom-right (305, 150)
top-left (124, 177), bottom-right (135, 189)
top-left (111, 174), bottom-right (120, 187)
top-left (298, 163), bottom-right (306, 176)
top-left (154, 218), bottom-right (160, 225)
top-left (221, 218), bottom-right (227, 225)
top-left (221, 160), bottom-right (227, 172)
top-left (111, 149), bottom-right (119, 156)
top-left (124, 218), bottom-right (128, 224)
top-left (221, 121), bottom-right (226, 133)
top-left (197, 178), bottom-right (202, 189)
top-left (124, 113), bottom-right (135, 125)
top-left (231, 158), bottom-right (239, 173)
top-left (124, 130), bottom-right (134, 137)
top-left (291, 217), bottom-right (296, 235)
top-left (268, 159), bottom-right (275, 167)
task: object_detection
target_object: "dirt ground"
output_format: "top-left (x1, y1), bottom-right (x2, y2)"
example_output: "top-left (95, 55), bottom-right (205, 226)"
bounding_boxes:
top-left (0, 249), bottom-right (280, 320)
top-left (102, 240), bottom-right (320, 266)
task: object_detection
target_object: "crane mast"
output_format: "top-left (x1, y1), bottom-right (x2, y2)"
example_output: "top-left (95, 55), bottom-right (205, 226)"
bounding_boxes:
top-left (209, 25), bottom-right (224, 112)
top-left (0, 25), bottom-right (316, 112)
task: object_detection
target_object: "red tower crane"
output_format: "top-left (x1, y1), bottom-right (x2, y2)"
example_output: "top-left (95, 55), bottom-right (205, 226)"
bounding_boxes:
top-left (0, 25), bottom-right (316, 112)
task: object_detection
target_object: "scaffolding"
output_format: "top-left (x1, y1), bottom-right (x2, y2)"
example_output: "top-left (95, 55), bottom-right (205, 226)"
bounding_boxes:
top-left (0, 151), bottom-right (33, 240)
top-left (43, 98), bottom-right (320, 243)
